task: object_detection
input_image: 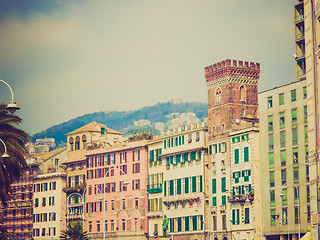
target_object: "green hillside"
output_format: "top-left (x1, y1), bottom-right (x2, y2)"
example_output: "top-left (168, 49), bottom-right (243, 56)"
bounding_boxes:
top-left (30, 101), bottom-right (208, 144)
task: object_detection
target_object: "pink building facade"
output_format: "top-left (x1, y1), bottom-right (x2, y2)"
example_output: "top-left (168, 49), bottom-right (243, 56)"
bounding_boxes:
top-left (86, 140), bottom-right (149, 240)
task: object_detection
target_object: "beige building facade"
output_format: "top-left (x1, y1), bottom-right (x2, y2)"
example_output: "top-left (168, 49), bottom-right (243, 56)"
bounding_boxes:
top-left (259, 79), bottom-right (309, 239)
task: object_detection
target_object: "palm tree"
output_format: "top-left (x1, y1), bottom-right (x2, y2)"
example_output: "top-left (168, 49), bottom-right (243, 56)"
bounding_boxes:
top-left (0, 103), bottom-right (28, 205)
top-left (60, 222), bottom-right (89, 240)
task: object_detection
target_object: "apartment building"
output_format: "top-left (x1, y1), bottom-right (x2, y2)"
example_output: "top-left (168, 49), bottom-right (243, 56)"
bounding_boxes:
top-left (205, 59), bottom-right (262, 240)
top-left (147, 137), bottom-right (164, 239)
top-left (161, 123), bottom-right (208, 240)
top-left (259, 79), bottom-right (309, 239)
top-left (33, 172), bottom-right (67, 239)
top-left (85, 140), bottom-right (149, 240)
top-left (64, 122), bottom-right (123, 225)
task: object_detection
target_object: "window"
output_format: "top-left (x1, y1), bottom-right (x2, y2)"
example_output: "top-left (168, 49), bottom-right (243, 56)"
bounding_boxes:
top-left (111, 220), bottom-right (115, 231)
top-left (303, 86), bottom-right (307, 99)
top-left (270, 190), bottom-right (275, 207)
top-left (292, 109), bottom-right (297, 126)
top-left (69, 137), bottom-right (74, 151)
top-left (291, 89), bottom-right (297, 101)
top-left (221, 177), bottom-right (226, 192)
top-left (269, 153), bottom-right (274, 168)
top-left (82, 135), bottom-right (87, 149)
top-left (282, 208), bottom-right (288, 225)
top-left (240, 85), bottom-right (245, 101)
top-left (280, 131), bottom-right (286, 148)
top-left (295, 207), bottom-right (300, 224)
top-left (244, 208), bottom-right (250, 224)
top-left (222, 195), bottom-right (226, 205)
top-left (279, 112), bottom-right (285, 129)
top-left (293, 148), bottom-right (298, 164)
top-left (292, 128), bottom-right (298, 145)
top-left (232, 209), bottom-right (240, 224)
top-left (97, 221), bottom-right (101, 232)
top-left (212, 179), bottom-right (216, 194)
top-left (185, 216), bottom-right (189, 231)
top-left (293, 167), bottom-right (299, 183)
top-left (271, 209), bottom-right (276, 226)
top-left (216, 88), bottom-right (222, 105)
top-left (305, 125), bottom-right (308, 143)
top-left (269, 171), bottom-right (275, 187)
top-left (222, 215), bottom-right (226, 230)
top-left (281, 169), bottom-right (286, 185)
top-left (111, 200), bottom-right (114, 210)
top-left (268, 115), bottom-right (273, 131)
top-left (269, 134), bottom-right (274, 150)
top-left (267, 97), bottom-right (273, 108)
top-left (294, 187), bottom-right (299, 204)
top-left (304, 106), bottom-right (308, 123)
top-left (280, 150), bottom-right (286, 166)
top-left (306, 145), bottom-right (309, 162)
top-left (75, 136), bottom-right (80, 150)
top-left (133, 150), bottom-right (140, 161)
top-left (122, 219), bottom-right (125, 230)
top-left (122, 199), bottom-right (125, 210)
top-left (306, 165), bottom-right (310, 182)
top-left (241, 108), bottom-right (245, 117)
top-left (234, 149), bottom-right (239, 164)
top-left (279, 93), bottom-right (284, 105)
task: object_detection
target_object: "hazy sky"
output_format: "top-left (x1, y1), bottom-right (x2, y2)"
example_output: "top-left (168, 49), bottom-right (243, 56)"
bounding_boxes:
top-left (0, 0), bottom-right (296, 135)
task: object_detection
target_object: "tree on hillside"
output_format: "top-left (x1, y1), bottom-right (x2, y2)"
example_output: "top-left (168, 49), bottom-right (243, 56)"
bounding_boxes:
top-left (0, 103), bottom-right (28, 205)
top-left (60, 222), bottom-right (89, 240)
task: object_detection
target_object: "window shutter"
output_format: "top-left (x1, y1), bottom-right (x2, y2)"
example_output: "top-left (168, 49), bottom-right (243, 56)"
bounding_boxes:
top-left (235, 149), bottom-right (239, 164)
top-left (169, 180), bottom-right (174, 196)
top-left (177, 179), bottom-right (181, 195)
top-left (164, 181), bottom-right (167, 196)
top-left (212, 179), bottom-right (216, 194)
top-left (192, 176), bottom-right (197, 193)
top-left (185, 178), bottom-right (189, 194)
top-left (200, 175), bottom-right (203, 192)
top-left (244, 147), bottom-right (249, 162)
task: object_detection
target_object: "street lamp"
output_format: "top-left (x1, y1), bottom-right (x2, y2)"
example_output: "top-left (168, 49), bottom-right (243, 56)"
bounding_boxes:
top-left (0, 79), bottom-right (20, 114)
top-left (103, 166), bottom-right (129, 240)
top-left (0, 138), bottom-right (9, 158)
top-left (280, 182), bottom-right (300, 240)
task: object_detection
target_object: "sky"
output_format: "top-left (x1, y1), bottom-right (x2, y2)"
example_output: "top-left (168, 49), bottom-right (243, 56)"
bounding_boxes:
top-left (0, 0), bottom-right (296, 135)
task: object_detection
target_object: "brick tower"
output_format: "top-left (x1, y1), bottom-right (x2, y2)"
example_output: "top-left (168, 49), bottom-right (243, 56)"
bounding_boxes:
top-left (205, 59), bottom-right (260, 141)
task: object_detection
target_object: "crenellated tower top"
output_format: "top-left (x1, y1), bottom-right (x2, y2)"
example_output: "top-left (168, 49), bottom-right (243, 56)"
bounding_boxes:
top-left (205, 59), bottom-right (260, 83)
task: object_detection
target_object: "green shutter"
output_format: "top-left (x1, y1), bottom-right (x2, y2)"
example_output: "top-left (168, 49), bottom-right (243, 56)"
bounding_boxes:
top-left (185, 216), bottom-right (189, 231)
top-left (232, 209), bottom-right (235, 224)
top-left (185, 177), bottom-right (189, 194)
top-left (176, 154), bottom-right (181, 163)
top-left (244, 147), bottom-right (249, 162)
top-left (192, 216), bottom-right (197, 231)
top-left (222, 195), bottom-right (226, 205)
top-left (177, 179), bottom-right (181, 195)
top-left (164, 140), bottom-right (166, 149)
top-left (178, 217), bottom-right (182, 232)
top-left (212, 179), bottom-right (216, 194)
top-left (200, 175), bottom-right (203, 192)
top-left (192, 176), bottom-right (197, 192)
top-left (221, 177), bottom-right (226, 192)
top-left (184, 153), bottom-right (188, 162)
top-left (214, 144), bottom-right (218, 153)
top-left (235, 149), bottom-right (239, 164)
top-left (190, 152), bottom-right (196, 160)
top-left (182, 135), bottom-right (184, 144)
top-left (169, 180), bottom-right (174, 196)
top-left (212, 197), bottom-right (217, 206)
top-left (209, 145), bottom-right (212, 155)
top-left (150, 150), bottom-right (154, 162)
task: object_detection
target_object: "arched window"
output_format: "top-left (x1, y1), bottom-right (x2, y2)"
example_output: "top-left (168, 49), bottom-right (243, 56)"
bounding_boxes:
top-left (82, 135), bottom-right (87, 149)
top-left (241, 108), bottom-right (246, 117)
top-left (240, 85), bottom-right (246, 101)
top-left (221, 124), bottom-right (225, 134)
top-left (75, 136), bottom-right (80, 150)
top-left (69, 137), bottom-right (74, 151)
top-left (212, 126), bottom-right (215, 136)
top-left (216, 88), bottom-right (222, 105)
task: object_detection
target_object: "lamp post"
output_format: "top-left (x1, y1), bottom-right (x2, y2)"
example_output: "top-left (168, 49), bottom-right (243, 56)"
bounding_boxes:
top-left (0, 79), bottom-right (20, 114)
top-left (0, 138), bottom-right (9, 158)
top-left (103, 166), bottom-right (129, 240)
top-left (280, 182), bottom-right (300, 240)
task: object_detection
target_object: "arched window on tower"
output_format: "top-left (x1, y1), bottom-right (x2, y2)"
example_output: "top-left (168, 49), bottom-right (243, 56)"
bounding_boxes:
top-left (212, 126), bottom-right (215, 136)
top-left (221, 124), bottom-right (225, 134)
top-left (240, 85), bottom-right (246, 102)
top-left (75, 136), bottom-right (80, 150)
top-left (69, 137), bottom-right (74, 151)
top-left (216, 88), bottom-right (222, 105)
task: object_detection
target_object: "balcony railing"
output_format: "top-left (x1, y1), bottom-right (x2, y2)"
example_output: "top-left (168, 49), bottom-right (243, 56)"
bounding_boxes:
top-left (228, 193), bottom-right (254, 204)
top-left (147, 184), bottom-right (163, 194)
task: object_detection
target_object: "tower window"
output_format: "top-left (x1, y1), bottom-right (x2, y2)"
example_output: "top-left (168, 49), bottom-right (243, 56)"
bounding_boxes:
top-left (241, 108), bottom-right (245, 117)
top-left (240, 85), bottom-right (245, 101)
top-left (216, 88), bottom-right (222, 105)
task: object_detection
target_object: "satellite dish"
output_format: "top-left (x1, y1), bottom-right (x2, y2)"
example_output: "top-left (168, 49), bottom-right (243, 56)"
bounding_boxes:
top-left (236, 119), bottom-right (240, 124)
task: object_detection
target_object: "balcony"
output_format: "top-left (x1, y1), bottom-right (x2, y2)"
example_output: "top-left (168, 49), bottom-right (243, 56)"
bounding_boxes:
top-left (228, 193), bottom-right (254, 204)
top-left (295, 32), bottom-right (305, 42)
top-left (163, 192), bottom-right (202, 205)
top-left (147, 184), bottom-right (163, 194)
top-left (147, 210), bottom-right (163, 218)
